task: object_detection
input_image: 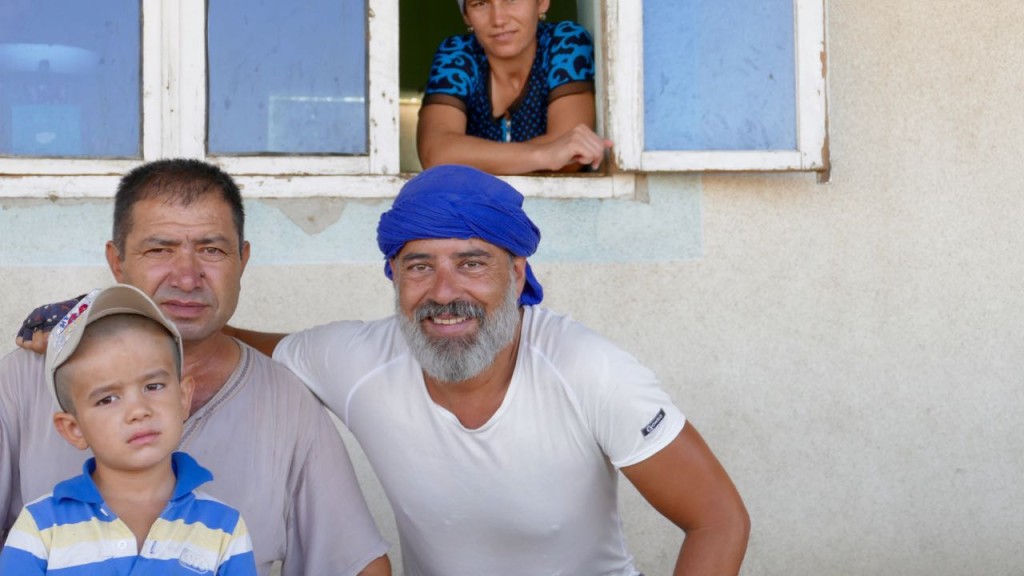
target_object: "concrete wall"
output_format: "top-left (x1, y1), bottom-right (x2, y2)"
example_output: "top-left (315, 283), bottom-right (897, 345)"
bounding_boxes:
top-left (2, 0), bottom-right (1023, 573)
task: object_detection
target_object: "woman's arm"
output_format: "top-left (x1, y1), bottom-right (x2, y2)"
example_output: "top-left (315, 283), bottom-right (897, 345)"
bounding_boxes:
top-left (417, 92), bottom-right (612, 175)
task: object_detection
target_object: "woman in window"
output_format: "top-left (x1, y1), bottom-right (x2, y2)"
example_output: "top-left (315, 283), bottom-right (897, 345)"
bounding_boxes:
top-left (417, 0), bottom-right (612, 175)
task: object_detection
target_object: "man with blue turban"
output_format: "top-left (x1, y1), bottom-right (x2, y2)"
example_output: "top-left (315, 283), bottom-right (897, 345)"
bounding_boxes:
top-left (268, 164), bottom-right (750, 575)
top-left (16, 164), bottom-right (749, 575)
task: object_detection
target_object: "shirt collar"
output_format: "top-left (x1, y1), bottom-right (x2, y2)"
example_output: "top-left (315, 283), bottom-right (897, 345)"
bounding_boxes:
top-left (52, 452), bottom-right (213, 504)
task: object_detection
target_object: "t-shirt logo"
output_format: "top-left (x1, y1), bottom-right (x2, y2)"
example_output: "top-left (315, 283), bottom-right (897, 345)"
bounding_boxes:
top-left (641, 408), bottom-right (666, 438)
top-left (179, 546), bottom-right (214, 573)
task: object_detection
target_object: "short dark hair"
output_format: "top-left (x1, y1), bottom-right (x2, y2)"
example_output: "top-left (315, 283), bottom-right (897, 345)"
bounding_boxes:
top-left (112, 159), bottom-right (245, 258)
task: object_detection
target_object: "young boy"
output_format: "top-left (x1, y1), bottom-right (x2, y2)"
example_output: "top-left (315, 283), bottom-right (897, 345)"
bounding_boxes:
top-left (0, 284), bottom-right (256, 575)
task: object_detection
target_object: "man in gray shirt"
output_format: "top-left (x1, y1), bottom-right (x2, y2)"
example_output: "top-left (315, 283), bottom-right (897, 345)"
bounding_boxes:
top-left (0, 159), bottom-right (391, 576)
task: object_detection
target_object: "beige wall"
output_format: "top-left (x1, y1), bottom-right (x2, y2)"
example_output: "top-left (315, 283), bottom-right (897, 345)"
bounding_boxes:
top-left (3, 1), bottom-right (1024, 574)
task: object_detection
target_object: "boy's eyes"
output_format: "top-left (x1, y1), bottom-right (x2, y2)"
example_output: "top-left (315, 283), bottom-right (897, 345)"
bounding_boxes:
top-left (91, 383), bottom-right (166, 406)
top-left (95, 395), bottom-right (118, 406)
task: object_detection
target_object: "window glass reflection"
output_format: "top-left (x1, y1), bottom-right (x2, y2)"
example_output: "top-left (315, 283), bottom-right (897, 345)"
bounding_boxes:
top-left (208, 0), bottom-right (367, 155)
top-left (0, 0), bottom-right (140, 158)
top-left (643, 0), bottom-right (796, 151)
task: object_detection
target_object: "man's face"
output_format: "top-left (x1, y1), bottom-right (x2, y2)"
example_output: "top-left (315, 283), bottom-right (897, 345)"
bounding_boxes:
top-left (106, 195), bottom-right (250, 344)
top-left (392, 237), bottom-right (526, 382)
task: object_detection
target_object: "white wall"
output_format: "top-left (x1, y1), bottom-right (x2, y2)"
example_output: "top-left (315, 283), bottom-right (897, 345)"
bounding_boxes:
top-left (2, 1), bottom-right (1024, 574)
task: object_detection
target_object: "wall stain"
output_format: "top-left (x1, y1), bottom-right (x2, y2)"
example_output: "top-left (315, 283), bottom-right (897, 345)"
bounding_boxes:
top-left (261, 198), bottom-right (348, 235)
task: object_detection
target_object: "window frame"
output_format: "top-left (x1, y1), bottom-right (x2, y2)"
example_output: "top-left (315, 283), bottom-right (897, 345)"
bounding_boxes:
top-left (0, 0), bottom-right (826, 200)
top-left (606, 0), bottom-right (829, 173)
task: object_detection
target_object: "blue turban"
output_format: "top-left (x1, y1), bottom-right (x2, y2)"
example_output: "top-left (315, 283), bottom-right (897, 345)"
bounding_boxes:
top-left (377, 164), bottom-right (544, 305)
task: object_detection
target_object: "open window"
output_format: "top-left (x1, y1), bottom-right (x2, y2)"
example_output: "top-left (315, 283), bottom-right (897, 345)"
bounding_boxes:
top-left (0, 0), bottom-right (826, 200)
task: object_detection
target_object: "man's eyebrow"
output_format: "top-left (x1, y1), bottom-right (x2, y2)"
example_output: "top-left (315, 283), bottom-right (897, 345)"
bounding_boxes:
top-left (194, 234), bottom-right (232, 245)
top-left (399, 252), bottom-right (433, 262)
top-left (140, 236), bottom-right (181, 247)
top-left (399, 249), bottom-right (496, 262)
top-left (455, 249), bottom-right (494, 259)
top-left (140, 234), bottom-right (232, 246)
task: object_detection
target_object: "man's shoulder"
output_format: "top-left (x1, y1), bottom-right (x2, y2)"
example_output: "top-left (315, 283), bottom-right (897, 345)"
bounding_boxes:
top-left (525, 306), bottom-right (593, 338)
top-left (237, 341), bottom-right (324, 399)
top-left (524, 306), bottom-right (626, 365)
top-left (0, 348), bottom-right (48, 405)
top-left (282, 317), bottom-right (402, 354)
top-left (0, 347), bottom-right (46, 377)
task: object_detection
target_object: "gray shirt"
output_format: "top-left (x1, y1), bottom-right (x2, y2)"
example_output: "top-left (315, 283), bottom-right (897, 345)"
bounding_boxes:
top-left (0, 341), bottom-right (388, 576)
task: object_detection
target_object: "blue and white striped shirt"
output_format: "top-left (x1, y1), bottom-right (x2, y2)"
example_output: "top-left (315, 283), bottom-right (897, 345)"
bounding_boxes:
top-left (0, 452), bottom-right (255, 575)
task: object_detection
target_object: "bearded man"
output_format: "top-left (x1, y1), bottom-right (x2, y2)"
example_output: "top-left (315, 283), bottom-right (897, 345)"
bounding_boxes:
top-left (235, 164), bottom-right (750, 575)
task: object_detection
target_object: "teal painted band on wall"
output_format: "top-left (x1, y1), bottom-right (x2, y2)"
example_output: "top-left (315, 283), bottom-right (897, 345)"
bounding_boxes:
top-left (0, 175), bottom-right (702, 267)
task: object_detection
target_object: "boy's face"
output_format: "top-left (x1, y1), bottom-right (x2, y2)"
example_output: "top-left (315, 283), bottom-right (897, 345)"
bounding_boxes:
top-left (53, 320), bottom-right (193, 474)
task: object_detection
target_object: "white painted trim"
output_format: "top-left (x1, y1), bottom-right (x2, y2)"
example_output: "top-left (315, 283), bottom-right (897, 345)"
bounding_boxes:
top-left (142, 0), bottom-right (163, 160)
top-left (605, 0), bottom-right (645, 171)
top-left (795, 0), bottom-right (828, 171)
top-left (176, 0), bottom-right (208, 159)
top-left (0, 159), bottom-right (139, 177)
top-left (367, 0), bottom-right (401, 174)
top-left (640, 150), bottom-right (809, 172)
top-left (215, 156), bottom-right (372, 176)
top-left (0, 173), bottom-right (636, 200)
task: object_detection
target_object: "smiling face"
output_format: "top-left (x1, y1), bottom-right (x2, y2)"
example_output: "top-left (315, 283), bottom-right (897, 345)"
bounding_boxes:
top-left (53, 316), bottom-right (193, 474)
top-left (392, 237), bottom-right (526, 383)
top-left (106, 194), bottom-right (250, 344)
top-left (463, 0), bottom-right (550, 63)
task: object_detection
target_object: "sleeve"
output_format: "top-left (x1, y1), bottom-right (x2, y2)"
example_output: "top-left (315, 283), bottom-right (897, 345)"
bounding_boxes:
top-left (545, 21), bottom-right (596, 92)
top-left (423, 34), bottom-right (480, 102)
top-left (216, 515), bottom-right (257, 576)
top-left (0, 410), bottom-right (12, 545)
top-left (0, 354), bottom-right (22, 542)
top-left (0, 508), bottom-right (48, 575)
top-left (558, 321), bottom-right (686, 469)
top-left (278, 395), bottom-right (389, 576)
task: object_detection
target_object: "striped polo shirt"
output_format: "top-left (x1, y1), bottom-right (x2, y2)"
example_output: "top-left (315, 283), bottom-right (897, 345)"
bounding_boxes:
top-left (0, 451), bottom-right (255, 575)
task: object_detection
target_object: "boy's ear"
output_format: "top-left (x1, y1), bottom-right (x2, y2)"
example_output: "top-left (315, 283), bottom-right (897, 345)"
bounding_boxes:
top-left (53, 413), bottom-right (90, 451)
top-left (179, 376), bottom-right (195, 418)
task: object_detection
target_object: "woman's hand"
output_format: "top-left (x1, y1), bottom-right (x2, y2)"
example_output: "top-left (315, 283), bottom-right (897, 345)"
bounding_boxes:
top-left (535, 123), bottom-right (614, 172)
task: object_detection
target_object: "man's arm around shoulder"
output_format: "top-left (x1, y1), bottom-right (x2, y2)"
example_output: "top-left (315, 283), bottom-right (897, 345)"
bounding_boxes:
top-left (359, 555), bottom-right (391, 576)
top-left (621, 422), bottom-right (751, 576)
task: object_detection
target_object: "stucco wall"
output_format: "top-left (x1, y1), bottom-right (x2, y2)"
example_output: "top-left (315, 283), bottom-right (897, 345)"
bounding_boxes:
top-left (2, 1), bottom-right (1023, 574)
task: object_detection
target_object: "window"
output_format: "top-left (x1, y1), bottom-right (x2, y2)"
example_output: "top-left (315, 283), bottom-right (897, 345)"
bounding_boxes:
top-left (608, 0), bottom-right (829, 172)
top-left (0, 0), bottom-right (827, 200)
top-left (0, 1), bottom-right (140, 158)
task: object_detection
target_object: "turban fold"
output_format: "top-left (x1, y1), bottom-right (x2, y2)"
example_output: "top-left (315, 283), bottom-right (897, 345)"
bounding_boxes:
top-left (377, 165), bottom-right (544, 305)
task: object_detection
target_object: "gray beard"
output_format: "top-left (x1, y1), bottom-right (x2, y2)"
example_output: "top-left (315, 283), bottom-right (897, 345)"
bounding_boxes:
top-left (396, 280), bottom-right (521, 384)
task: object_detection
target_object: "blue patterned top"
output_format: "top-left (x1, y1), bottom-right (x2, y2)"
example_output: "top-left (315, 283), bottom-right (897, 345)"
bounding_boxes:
top-left (423, 20), bottom-right (595, 143)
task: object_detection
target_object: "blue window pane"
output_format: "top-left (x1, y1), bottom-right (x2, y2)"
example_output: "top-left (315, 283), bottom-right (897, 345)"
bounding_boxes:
top-left (0, 1), bottom-right (140, 158)
top-left (208, 0), bottom-right (367, 155)
top-left (643, 0), bottom-right (796, 151)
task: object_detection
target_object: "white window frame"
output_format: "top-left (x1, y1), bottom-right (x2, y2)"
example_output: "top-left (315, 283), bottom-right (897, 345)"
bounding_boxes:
top-left (0, 0), bottom-right (409, 198)
top-left (0, 0), bottom-right (826, 200)
top-left (606, 0), bottom-right (829, 173)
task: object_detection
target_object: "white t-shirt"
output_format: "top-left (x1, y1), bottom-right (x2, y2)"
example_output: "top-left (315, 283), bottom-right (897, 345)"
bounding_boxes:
top-left (275, 306), bottom-right (685, 576)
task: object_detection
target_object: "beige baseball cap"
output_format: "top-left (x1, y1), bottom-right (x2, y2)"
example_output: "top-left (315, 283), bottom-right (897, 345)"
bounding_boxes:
top-left (45, 284), bottom-right (183, 411)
